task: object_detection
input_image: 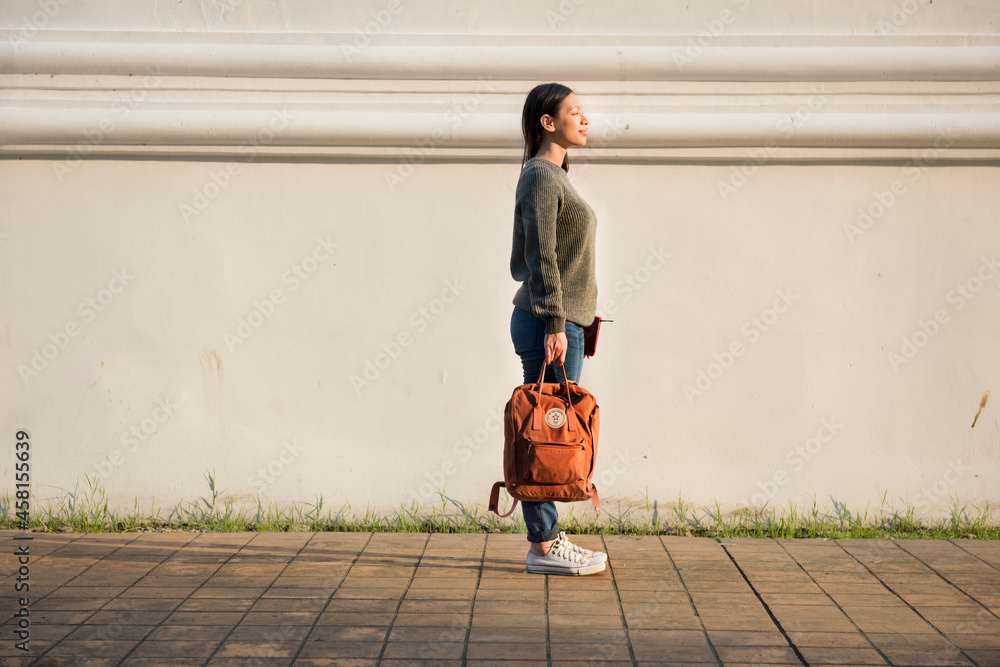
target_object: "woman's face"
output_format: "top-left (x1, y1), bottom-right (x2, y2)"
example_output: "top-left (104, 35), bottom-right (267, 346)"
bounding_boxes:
top-left (543, 92), bottom-right (589, 148)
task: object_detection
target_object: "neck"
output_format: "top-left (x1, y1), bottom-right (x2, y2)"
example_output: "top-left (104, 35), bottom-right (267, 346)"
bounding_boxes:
top-left (533, 140), bottom-right (567, 168)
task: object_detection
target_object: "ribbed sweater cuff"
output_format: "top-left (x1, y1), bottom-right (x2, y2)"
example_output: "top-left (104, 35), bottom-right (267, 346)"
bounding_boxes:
top-left (544, 316), bottom-right (566, 334)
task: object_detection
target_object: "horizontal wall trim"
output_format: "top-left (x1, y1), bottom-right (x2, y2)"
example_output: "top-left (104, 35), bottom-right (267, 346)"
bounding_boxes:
top-left (2, 32), bottom-right (1000, 81)
top-left (2, 107), bottom-right (999, 157)
top-left (5, 145), bottom-right (1000, 164)
top-left (3, 31), bottom-right (999, 161)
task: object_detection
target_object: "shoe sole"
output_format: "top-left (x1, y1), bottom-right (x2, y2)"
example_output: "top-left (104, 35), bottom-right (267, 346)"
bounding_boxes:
top-left (526, 560), bottom-right (606, 576)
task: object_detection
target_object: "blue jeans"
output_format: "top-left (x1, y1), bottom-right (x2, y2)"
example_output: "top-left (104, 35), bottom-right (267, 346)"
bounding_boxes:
top-left (509, 306), bottom-right (585, 543)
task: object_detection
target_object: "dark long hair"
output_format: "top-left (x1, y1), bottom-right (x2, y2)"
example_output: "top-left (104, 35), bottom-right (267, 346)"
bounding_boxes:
top-left (521, 82), bottom-right (573, 172)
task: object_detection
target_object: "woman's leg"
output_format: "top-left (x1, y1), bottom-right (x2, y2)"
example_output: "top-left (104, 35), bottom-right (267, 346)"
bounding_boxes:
top-left (561, 320), bottom-right (585, 385)
top-left (510, 308), bottom-right (586, 547)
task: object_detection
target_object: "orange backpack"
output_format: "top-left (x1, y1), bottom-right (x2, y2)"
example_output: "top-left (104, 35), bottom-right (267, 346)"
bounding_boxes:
top-left (488, 363), bottom-right (601, 517)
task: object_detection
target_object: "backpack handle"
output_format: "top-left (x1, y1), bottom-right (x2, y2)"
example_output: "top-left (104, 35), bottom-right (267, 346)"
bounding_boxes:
top-left (531, 361), bottom-right (579, 432)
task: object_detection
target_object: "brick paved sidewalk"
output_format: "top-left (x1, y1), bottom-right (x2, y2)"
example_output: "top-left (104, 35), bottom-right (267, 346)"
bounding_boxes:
top-left (1, 531), bottom-right (998, 666)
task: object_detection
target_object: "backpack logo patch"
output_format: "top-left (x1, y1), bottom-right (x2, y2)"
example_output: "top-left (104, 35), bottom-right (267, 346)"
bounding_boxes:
top-left (545, 408), bottom-right (567, 428)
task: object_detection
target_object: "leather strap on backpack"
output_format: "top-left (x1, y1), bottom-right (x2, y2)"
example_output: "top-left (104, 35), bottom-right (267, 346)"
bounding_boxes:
top-left (488, 482), bottom-right (518, 517)
top-left (589, 483), bottom-right (601, 514)
top-left (530, 362), bottom-right (579, 432)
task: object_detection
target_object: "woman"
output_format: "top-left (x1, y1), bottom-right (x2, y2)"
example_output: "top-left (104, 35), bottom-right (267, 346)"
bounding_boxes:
top-left (509, 83), bottom-right (608, 576)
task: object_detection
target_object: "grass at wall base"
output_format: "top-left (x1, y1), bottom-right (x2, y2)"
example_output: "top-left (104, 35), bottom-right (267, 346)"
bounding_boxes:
top-left (2, 472), bottom-right (997, 539)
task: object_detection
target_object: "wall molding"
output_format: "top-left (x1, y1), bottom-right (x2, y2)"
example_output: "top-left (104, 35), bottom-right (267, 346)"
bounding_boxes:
top-left (3, 31), bottom-right (1000, 80)
top-left (2, 30), bottom-right (999, 162)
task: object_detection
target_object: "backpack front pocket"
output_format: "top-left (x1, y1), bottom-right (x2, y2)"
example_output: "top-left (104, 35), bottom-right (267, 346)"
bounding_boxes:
top-left (522, 442), bottom-right (586, 485)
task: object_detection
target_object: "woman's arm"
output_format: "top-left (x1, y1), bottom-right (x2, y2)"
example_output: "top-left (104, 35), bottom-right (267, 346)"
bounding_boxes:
top-left (518, 164), bottom-right (567, 345)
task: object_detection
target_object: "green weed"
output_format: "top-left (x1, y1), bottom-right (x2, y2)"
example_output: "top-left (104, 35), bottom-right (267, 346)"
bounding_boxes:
top-left (1, 474), bottom-right (996, 539)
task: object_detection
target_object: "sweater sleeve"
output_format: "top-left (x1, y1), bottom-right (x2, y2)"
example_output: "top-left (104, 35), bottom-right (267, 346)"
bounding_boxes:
top-left (518, 164), bottom-right (565, 334)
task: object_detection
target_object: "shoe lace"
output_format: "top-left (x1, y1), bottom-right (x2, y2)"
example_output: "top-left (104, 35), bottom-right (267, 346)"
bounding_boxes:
top-left (558, 530), bottom-right (599, 557)
top-left (549, 539), bottom-right (589, 565)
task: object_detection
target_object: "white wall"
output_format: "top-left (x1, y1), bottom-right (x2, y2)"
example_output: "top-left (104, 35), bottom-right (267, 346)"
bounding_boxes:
top-left (2, 0), bottom-right (998, 522)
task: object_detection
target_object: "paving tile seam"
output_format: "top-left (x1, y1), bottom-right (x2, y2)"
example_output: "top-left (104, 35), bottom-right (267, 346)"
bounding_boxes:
top-left (196, 531), bottom-right (322, 666)
top-left (717, 539), bottom-right (810, 666)
top-left (459, 534), bottom-right (488, 665)
top-left (599, 535), bottom-right (638, 667)
top-left (544, 562), bottom-right (552, 667)
top-left (0, 531), bottom-right (119, 589)
top-left (285, 532), bottom-right (374, 666)
top-left (920, 540), bottom-right (1000, 577)
top-left (775, 540), bottom-right (898, 665)
top-left (897, 540), bottom-right (1000, 602)
top-left (373, 533), bottom-right (432, 667)
top-left (949, 542), bottom-right (1000, 574)
top-left (24, 531), bottom-right (158, 666)
top-left (7, 534), bottom-right (997, 666)
top-left (101, 532), bottom-right (263, 667)
top-left (890, 539), bottom-right (1000, 645)
top-left (656, 537), bottom-right (724, 666)
top-left (832, 539), bottom-right (981, 666)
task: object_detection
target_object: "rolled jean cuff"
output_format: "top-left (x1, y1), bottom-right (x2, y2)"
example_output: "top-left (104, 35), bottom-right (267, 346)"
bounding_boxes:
top-left (527, 527), bottom-right (561, 543)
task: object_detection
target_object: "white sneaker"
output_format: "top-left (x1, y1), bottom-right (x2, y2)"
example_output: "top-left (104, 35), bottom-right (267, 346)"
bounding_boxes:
top-left (526, 539), bottom-right (606, 576)
top-left (556, 531), bottom-right (608, 564)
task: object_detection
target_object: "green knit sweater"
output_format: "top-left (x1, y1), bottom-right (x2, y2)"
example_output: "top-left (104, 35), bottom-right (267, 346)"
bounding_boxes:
top-left (510, 156), bottom-right (598, 334)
